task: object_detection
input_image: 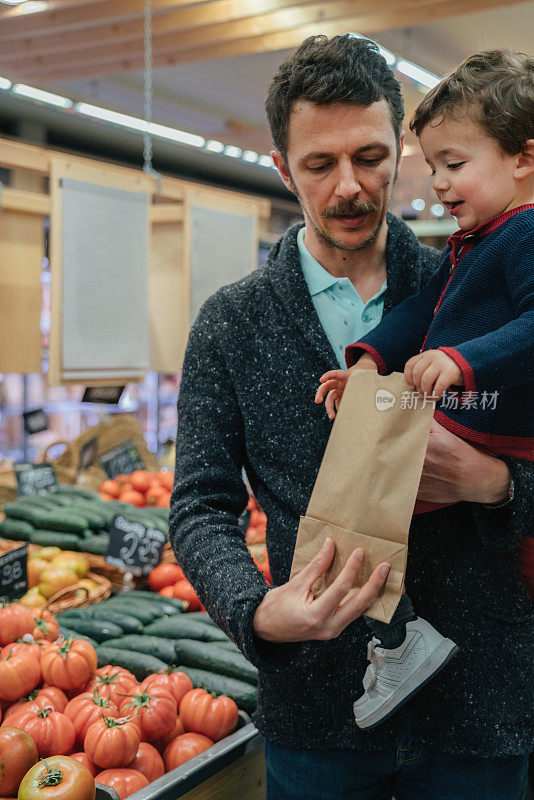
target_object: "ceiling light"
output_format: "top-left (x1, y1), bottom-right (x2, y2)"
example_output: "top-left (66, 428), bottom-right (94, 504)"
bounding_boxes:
top-left (0, 77), bottom-right (12, 91)
top-left (411, 199), bottom-right (425, 211)
top-left (396, 60), bottom-right (440, 89)
top-left (76, 102), bottom-right (204, 147)
top-left (258, 155), bottom-right (274, 168)
top-left (224, 145), bottom-right (242, 158)
top-left (205, 140), bottom-right (224, 153)
top-left (242, 150), bottom-right (259, 163)
top-left (13, 84), bottom-right (72, 108)
top-left (0, 1), bottom-right (31, 5)
top-left (430, 203), bottom-right (445, 218)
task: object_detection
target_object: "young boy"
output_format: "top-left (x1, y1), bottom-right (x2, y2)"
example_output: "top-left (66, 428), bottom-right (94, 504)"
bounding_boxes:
top-left (315, 49), bottom-right (534, 730)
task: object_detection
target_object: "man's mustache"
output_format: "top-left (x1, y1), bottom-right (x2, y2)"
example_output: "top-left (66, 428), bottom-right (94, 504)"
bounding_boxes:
top-left (322, 199), bottom-right (379, 219)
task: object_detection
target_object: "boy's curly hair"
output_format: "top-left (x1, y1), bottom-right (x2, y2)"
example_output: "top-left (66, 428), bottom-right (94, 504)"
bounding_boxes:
top-left (410, 49), bottom-right (534, 154)
top-left (266, 34), bottom-right (404, 162)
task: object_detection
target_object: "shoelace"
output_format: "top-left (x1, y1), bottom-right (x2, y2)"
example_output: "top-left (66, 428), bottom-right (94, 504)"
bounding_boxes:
top-left (363, 640), bottom-right (384, 691)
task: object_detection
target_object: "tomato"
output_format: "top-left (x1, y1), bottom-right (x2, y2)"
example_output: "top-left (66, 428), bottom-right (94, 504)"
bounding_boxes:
top-left (0, 726), bottom-right (38, 795)
top-left (148, 563), bottom-right (185, 592)
top-left (158, 586), bottom-right (175, 598)
top-left (5, 704), bottom-right (75, 757)
top-left (163, 732), bottom-right (213, 771)
top-left (38, 567), bottom-right (78, 600)
top-left (5, 684), bottom-right (68, 721)
top-left (41, 638), bottom-right (97, 691)
top-left (129, 470), bottom-right (152, 494)
top-left (145, 485), bottom-right (167, 506)
top-left (179, 688), bottom-right (238, 742)
top-left (156, 493), bottom-right (170, 508)
top-left (0, 604), bottom-right (35, 646)
top-left (84, 714), bottom-right (140, 769)
top-left (126, 741), bottom-right (164, 782)
top-left (140, 669), bottom-right (193, 707)
top-left (51, 553), bottom-right (89, 578)
top-left (31, 610), bottom-right (60, 643)
top-left (99, 479), bottom-right (120, 498)
top-left (119, 683), bottom-right (177, 741)
top-left (1, 640), bottom-right (45, 664)
top-left (118, 489), bottom-right (145, 507)
top-left (64, 689), bottom-right (120, 747)
top-left (158, 471), bottom-right (174, 492)
top-left (85, 665), bottom-right (138, 706)
top-left (171, 579), bottom-right (202, 611)
top-left (69, 752), bottom-right (97, 777)
top-left (0, 650), bottom-right (41, 702)
top-left (95, 768), bottom-right (148, 800)
top-left (18, 755), bottom-right (95, 800)
top-left (152, 715), bottom-right (185, 754)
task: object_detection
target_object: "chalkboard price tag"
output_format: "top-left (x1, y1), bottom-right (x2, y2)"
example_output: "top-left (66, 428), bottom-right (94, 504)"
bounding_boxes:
top-left (0, 544), bottom-right (28, 601)
top-left (82, 386), bottom-right (125, 404)
top-left (106, 514), bottom-right (166, 576)
top-left (14, 463), bottom-right (59, 496)
top-left (100, 442), bottom-right (144, 478)
top-left (23, 409), bottom-right (48, 435)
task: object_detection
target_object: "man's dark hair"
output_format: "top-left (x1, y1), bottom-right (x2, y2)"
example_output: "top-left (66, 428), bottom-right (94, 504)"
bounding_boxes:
top-left (265, 34), bottom-right (404, 163)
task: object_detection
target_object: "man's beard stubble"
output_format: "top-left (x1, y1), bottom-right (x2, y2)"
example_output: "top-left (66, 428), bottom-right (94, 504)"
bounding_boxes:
top-left (298, 192), bottom-right (384, 252)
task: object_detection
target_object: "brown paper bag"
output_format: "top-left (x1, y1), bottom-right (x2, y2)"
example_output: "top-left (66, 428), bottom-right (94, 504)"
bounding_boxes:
top-left (290, 370), bottom-right (434, 622)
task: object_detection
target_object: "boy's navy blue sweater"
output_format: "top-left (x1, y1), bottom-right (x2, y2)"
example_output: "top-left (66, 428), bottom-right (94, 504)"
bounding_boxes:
top-left (347, 205), bottom-right (534, 457)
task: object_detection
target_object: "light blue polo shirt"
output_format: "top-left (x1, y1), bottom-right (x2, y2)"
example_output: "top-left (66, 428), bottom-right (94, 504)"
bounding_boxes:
top-left (297, 227), bottom-right (387, 368)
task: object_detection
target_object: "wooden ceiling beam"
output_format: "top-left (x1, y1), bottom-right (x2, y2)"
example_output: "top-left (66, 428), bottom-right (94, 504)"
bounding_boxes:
top-left (19, 0), bottom-right (520, 84)
top-left (0, 0), bottom-right (319, 60)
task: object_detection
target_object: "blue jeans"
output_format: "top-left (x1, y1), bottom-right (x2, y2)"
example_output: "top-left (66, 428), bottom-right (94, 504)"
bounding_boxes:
top-left (264, 732), bottom-right (529, 800)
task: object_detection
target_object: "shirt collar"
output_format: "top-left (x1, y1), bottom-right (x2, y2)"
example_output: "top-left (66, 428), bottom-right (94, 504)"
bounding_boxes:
top-left (297, 227), bottom-right (339, 296)
top-left (447, 203), bottom-right (534, 249)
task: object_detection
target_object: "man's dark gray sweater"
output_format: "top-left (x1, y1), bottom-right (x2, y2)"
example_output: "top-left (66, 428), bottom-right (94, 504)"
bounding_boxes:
top-left (170, 214), bottom-right (533, 756)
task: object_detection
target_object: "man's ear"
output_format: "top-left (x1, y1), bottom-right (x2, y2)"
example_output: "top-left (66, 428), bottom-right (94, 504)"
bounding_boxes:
top-left (271, 150), bottom-right (295, 195)
top-left (514, 139), bottom-right (534, 181)
top-left (395, 132), bottom-right (405, 180)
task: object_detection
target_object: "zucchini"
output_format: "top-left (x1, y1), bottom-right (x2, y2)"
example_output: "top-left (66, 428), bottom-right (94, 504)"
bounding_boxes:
top-left (58, 626), bottom-right (98, 648)
top-left (0, 518), bottom-right (34, 541)
top-left (95, 646), bottom-right (168, 681)
top-left (60, 618), bottom-right (124, 642)
top-left (185, 612), bottom-right (217, 627)
top-left (104, 635), bottom-right (176, 664)
top-left (99, 601), bottom-right (158, 626)
top-left (82, 608), bottom-right (143, 634)
top-left (176, 666), bottom-right (257, 713)
top-left (173, 639), bottom-right (257, 685)
top-left (123, 591), bottom-right (186, 612)
top-left (79, 535), bottom-right (110, 556)
top-left (144, 617), bottom-right (231, 642)
top-left (30, 530), bottom-right (81, 550)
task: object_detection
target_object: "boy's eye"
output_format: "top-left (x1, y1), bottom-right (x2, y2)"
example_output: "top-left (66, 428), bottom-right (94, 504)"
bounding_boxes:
top-left (447, 162), bottom-right (464, 170)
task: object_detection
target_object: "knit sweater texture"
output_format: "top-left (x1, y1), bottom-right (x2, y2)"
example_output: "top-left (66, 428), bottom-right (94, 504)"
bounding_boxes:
top-left (170, 214), bottom-right (534, 756)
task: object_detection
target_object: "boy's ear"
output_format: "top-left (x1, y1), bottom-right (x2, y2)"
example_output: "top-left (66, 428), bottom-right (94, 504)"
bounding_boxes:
top-left (514, 139), bottom-right (534, 181)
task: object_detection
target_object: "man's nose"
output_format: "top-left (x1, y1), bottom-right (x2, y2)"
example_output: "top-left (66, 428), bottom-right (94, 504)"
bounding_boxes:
top-left (335, 165), bottom-right (361, 198)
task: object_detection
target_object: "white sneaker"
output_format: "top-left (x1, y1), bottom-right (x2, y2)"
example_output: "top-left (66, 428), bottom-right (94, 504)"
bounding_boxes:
top-left (353, 617), bottom-right (458, 730)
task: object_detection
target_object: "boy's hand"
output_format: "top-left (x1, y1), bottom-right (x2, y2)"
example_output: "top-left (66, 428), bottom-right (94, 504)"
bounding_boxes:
top-left (404, 350), bottom-right (463, 399)
top-left (315, 355), bottom-right (378, 420)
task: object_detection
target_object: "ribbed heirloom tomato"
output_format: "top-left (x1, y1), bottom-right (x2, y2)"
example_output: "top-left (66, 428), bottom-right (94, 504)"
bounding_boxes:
top-left (84, 714), bottom-right (140, 769)
top-left (31, 609), bottom-right (60, 642)
top-left (64, 689), bottom-right (120, 747)
top-left (119, 682), bottom-right (177, 741)
top-left (0, 649), bottom-right (41, 702)
top-left (1, 639), bottom-right (46, 664)
top-left (139, 669), bottom-right (193, 706)
top-left (41, 638), bottom-right (97, 691)
top-left (18, 755), bottom-right (95, 800)
top-left (84, 664), bottom-right (138, 706)
top-left (0, 603), bottom-right (35, 645)
top-left (180, 688), bottom-right (238, 742)
top-left (126, 742), bottom-right (165, 782)
top-left (69, 752), bottom-right (98, 777)
top-left (163, 732), bottom-right (214, 771)
top-left (0, 726), bottom-right (38, 795)
top-left (4, 685), bottom-right (68, 719)
top-left (152, 715), bottom-right (186, 754)
top-left (95, 768), bottom-right (148, 800)
top-left (5, 704), bottom-right (76, 757)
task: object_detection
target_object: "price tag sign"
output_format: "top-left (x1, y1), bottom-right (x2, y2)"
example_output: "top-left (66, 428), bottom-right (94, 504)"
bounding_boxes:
top-left (99, 442), bottom-right (144, 478)
top-left (14, 463), bottom-right (59, 496)
top-left (82, 386), bottom-right (125, 404)
top-left (23, 409), bottom-right (49, 436)
top-left (0, 544), bottom-right (28, 601)
top-left (106, 514), bottom-right (166, 576)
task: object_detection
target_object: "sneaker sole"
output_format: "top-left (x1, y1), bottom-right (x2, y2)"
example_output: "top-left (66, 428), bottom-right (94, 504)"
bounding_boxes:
top-left (354, 639), bottom-right (459, 730)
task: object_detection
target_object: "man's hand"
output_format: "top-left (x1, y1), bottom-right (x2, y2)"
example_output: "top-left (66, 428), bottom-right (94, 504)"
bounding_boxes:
top-left (418, 419), bottom-right (512, 505)
top-left (253, 539), bottom-right (390, 643)
top-left (315, 355), bottom-right (378, 420)
top-left (405, 350), bottom-right (463, 399)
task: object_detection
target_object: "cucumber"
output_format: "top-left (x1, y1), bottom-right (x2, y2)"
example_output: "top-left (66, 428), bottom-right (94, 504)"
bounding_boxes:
top-left (123, 591), bottom-right (186, 612)
top-left (144, 617), bottom-right (231, 642)
top-left (173, 639), bottom-right (257, 685)
top-left (60, 618), bottom-right (124, 642)
top-left (95, 646), bottom-right (168, 681)
top-left (58, 626), bottom-right (98, 648)
top-left (56, 485), bottom-right (101, 501)
top-left (104, 635), bottom-right (176, 664)
top-left (0, 518), bottom-right (34, 541)
top-left (111, 596), bottom-right (180, 617)
top-left (185, 612), bottom-right (217, 627)
top-left (6, 503), bottom-right (89, 534)
top-left (30, 530), bottom-right (81, 550)
top-left (99, 601), bottom-right (158, 626)
top-left (176, 666), bottom-right (257, 713)
top-left (210, 640), bottom-right (241, 653)
top-left (82, 608), bottom-right (143, 634)
top-left (79, 535), bottom-right (110, 556)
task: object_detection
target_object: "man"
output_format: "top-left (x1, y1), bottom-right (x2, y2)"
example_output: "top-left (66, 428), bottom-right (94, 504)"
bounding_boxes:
top-left (170, 35), bottom-right (533, 799)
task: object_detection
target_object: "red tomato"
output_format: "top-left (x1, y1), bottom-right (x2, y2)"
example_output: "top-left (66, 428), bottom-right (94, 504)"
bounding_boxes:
top-left (0, 603), bottom-right (35, 646)
top-left (158, 585), bottom-right (175, 598)
top-left (126, 741), bottom-right (164, 782)
top-left (0, 650), bottom-right (41, 702)
top-left (1, 640), bottom-right (45, 664)
top-left (0, 726), bottom-right (38, 795)
top-left (119, 683), bottom-right (177, 742)
top-left (163, 732), bottom-right (213, 771)
top-left (64, 689), bottom-right (120, 747)
top-left (5, 703), bottom-right (76, 757)
top-left (99, 479), bottom-right (120, 498)
top-left (118, 489), bottom-right (145, 507)
top-left (41, 638), bottom-right (97, 691)
top-left (4, 685), bottom-right (68, 719)
top-left (84, 714), bottom-right (140, 770)
top-left (85, 665), bottom-right (138, 707)
top-left (180, 688), bottom-right (238, 742)
top-left (158, 471), bottom-right (174, 492)
top-left (32, 609), bottom-right (60, 642)
top-left (148, 563), bottom-right (185, 592)
top-left (156, 493), bottom-right (171, 508)
top-left (95, 768), bottom-right (148, 800)
top-left (145, 485), bottom-right (167, 506)
top-left (129, 470), bottom-right (152, 494)
top-left (140, 670), bottom-right (193, 707)
top-left (172, 579), bottom-right (202, 611)
top-left (69, 751), bottom-right (97, 777)
top-left (152, 715), bottom-right (185, 754)
top-left (18, 755), bottom-right (95, 800)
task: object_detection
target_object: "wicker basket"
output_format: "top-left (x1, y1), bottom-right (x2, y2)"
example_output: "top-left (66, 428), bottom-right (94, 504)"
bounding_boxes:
top-left (82, 553), bottom-right (147, 591)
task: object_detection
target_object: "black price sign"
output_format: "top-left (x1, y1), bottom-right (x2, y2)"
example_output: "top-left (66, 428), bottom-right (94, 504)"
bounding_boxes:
top-left (23, 408), bottom-right (48, 435)
top-left (106, 514), bottom-right (166, 576)
top-left (82, 386), bottom-right (125, 404)
top-left (0, 544), bottom-right (28, 601)
top-left (100, 442), bottom-right (144, 478)
top-left (14, 463), bottom-right (58, 496)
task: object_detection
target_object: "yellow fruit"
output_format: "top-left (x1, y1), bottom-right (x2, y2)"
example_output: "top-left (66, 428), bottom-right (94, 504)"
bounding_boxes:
top-left (38, 567), bottom-right (78, 599)
top-left (77, 578), bottom-right (99, 592)
top-left (27, 557), bottom-right (50, 589)
top-left (52, 553), bottom-right (89, 578)
top-left (30, 547), bottom-right (61, 561)
top-left (19, 588), bottom-right (47, 608)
